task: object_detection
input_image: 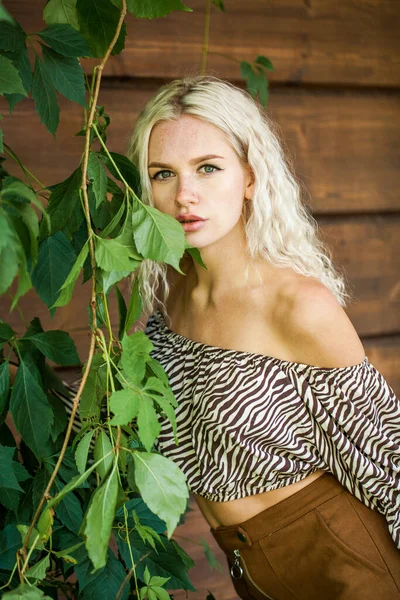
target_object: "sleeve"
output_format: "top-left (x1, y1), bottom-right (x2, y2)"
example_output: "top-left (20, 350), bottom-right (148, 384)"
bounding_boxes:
top-left (289, 357), bottom-right (400, 549)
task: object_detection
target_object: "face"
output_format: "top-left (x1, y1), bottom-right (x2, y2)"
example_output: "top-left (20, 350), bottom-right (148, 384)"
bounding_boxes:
top-left (147, 115), bottom-right (254, 249)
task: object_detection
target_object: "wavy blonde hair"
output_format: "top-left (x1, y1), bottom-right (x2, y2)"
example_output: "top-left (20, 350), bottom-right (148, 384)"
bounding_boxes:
top-left (128, 75), bottom-right (354, 326)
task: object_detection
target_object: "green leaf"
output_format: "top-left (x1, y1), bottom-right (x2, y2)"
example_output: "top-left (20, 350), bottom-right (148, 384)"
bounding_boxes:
top-left (2, 175), bottom-right (45, 215)
top-left (212, 0), bottom-right (225, 11)
top-left (0, 524), bottom-right (21, 570)
top-left (0, 360), bottom-right (10, 415)
top-left (0, 244), bottom-right (19, 295)
top-left (77, 0), bottom-right (126, 58)
top-left (52, 239), bottom-right (89, 308)
top-left (98, 151), bottom-right (140, 192)
top-left (44, 167), bottom-right (82, 234)
top-left (115, 285), bottom-right (127, 340)
top-left (10, 360), bottom-right (54, 457)
top-left (125, 276), bottom-right (143, 333)
top-left (84, 461), bottom-right (119, 570)
top-left (93, 430), bottom-right (114, 481)
top-left (47, 450), bottom-right (114, 510)
top-left (41, 44), bottom-right (86, 107)
top-left (31, 231), bottom-right (76, 314)
top-left (127, 0), bottom-right (193, 18)
top-left (26, 554), bottom-right (50, 581)
top-left (79, 353), bottom-right (106, 422)
top-left (0, 321), bottom-right (15, 342)
top-left (109, 389), bottom-right (140, 425)
top-left (55, 482), bottom-right (83, 533)
top-left (75, 429), bottom-right (95, 474)
top-left (43, 0), bottom-right (80, 30)
top-left (0, 125), bottom-right (3, 153)
top-left (133, 452), bottom-right (188, 538)
top-left (37, 23), bottom-right (92, 57)
top-left (0, 54), bottom-right (27, 96)
top-left (0, 3), bottom-right (13, 22)
top-left (88, 152), bottom-right (107, 207)
top-left (32, 55), bottom-right (59, 136)
top-left (137, 400), bottom-right (161, 452)
top-left (255, 55), bottom-right (274, 71)
top-left (75, 548), bottom-right (128, 600)
top-left (2, 583), bottom-right (53, 599)
top-left (95, 237), bottom-right (137, 272)
top-left (24, 330), bottom-right (80, 365)
top-left (101, 269), bottom-right (130, 295)
top-left (2, 45), bottom-right (32, 112)
top-left (0, 21), bottom-right (26, 52)
top-left (0, 444), bottom-right (23, 491)
top-left (132, 200), bottom-right (185, 271)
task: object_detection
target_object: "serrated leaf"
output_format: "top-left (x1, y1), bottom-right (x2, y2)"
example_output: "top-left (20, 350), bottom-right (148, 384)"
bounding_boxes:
top-left (98, 151), bottom-right (140, 192)
top-left (77, 0), bottom-right (127, 58)
top-left (26, 554), bottom-right (50, 581)
top-left (0, 21), bottom-right (26, 52)
top-left (25, 330), bottom-right (80, 365)
top-left (31, 231), bottom-right (76, 314)
top-left (0, 445), bottom-right (23, 491)
top-left (95, 237), bottom-right (137, 272)
top-left (132, 200), bottom-right (185, 271)
top-left (93, 430), bottom-right (114, 481)
top-left (37, 23), bottom-right (92, 57)
top-left (255, 54), bottom-right (274, 71)
top-left (127, 0), bottom-right (193, 18)
top-left (0, 360), bottom-right (10, 415)
top-left (88, 151), bottom-right (107, 207)
top-left (137, 400), bottom-right (161, 452)
top-left (75, 548), bottom-right (129, 600)
top-left (32, 55), bottom-right (59, 136)
top-left (41, 45), bottom-right (86, 107)
top-left (55, 484), bottom-right (83, 533)
top-left (200, 538), bottom-right (223, 572)
top-left (109, 389), bottom-right (140, 425)
top-left (43, 167), bottom-right (81, 234)
top-left (43, 0), bottom-right (80, 30)
top-left (2, 583), bottom-right (52, 599)
top-left (10, 361), bottom-right (54, 457)
top-left (0, 321), bottom-right (15, 342)
top-left (75, 429), bottom-right (95, 474)
top-left (79, 353), bottom-right (106, 422)
top-left (125, 276), bottom-right (143, 333)
top-left (0, 55), bottom-right (27, 96)
top-left (52, 239), bottom-right (89, 307)
top-left (133, 452), bottom-right (188, 538)
top-left (84, 461), bottom-right (119, 570)
top-left (0, 244), bottom-right (19, 295)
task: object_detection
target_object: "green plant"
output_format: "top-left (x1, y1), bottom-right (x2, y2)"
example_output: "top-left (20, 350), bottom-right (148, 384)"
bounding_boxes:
top-left (0, 1), bottom-right (274, 597)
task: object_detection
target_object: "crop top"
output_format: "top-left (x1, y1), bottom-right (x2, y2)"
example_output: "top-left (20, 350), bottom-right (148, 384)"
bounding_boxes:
top-left (144, 310), bottom-right (400, 549)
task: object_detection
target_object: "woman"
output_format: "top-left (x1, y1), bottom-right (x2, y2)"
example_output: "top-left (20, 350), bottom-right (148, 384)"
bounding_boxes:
top-left (129, 75), bottom-right (400, 599)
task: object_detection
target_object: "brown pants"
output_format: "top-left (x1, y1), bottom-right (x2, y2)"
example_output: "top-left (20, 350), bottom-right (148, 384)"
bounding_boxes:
top-left (210, 473), bottom-right (400, 600)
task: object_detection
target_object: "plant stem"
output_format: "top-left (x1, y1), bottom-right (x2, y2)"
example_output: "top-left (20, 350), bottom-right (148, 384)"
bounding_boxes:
top-left (200, 0), bottom-right (212, 75)
top-left (4, 144), bottom-right (46, 190)
top-left (20, 0), bottom-right (128, 569)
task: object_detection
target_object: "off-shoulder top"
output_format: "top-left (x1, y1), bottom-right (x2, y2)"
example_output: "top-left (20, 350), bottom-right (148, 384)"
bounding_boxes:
top-left (144, 310), bottom-right (400, 549)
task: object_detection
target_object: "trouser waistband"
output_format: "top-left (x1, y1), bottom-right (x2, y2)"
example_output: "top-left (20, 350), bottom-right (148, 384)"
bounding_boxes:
top-left (210, 472), bottom-right (345, 551)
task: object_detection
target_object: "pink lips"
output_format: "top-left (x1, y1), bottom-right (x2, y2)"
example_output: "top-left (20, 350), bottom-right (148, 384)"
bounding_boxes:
top-left (181, 220), bottom-right (207, 232)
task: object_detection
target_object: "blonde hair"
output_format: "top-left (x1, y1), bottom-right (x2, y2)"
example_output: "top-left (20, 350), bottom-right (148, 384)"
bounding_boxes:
top-left (128, 75), bottom-right (354, 325)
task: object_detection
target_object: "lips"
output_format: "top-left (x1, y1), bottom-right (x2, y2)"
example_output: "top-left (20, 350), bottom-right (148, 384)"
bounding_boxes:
top-left (177, 214), bottom-right (205, 223)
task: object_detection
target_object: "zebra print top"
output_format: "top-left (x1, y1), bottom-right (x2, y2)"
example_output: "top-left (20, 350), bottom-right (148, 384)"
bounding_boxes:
top-left (145, 310), bottom-right (400, 549)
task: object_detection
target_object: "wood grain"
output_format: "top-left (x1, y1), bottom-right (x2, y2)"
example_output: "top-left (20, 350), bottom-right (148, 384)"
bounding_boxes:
top-left (4, 0), bottom-right (400, 87)
top-left (1, 82), bottom-right (399, 213)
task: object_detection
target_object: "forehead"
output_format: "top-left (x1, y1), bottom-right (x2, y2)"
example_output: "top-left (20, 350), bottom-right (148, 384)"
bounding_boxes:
top-left (148, 115), bottom-right (233, 159)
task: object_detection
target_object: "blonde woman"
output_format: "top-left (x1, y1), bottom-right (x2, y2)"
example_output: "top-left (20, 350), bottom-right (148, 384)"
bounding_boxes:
top-left (129, 75), bottom-right (400, 599)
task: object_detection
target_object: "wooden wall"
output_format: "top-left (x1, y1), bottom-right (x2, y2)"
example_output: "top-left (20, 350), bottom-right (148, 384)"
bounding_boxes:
top-left (1, 2), bottom-right (400, 598)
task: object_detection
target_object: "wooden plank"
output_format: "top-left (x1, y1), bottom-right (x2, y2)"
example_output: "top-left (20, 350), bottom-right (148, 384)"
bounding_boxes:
top-left (4, 0), bottom-right (400, 87)
top-left (1, 83), bottom-right (399, 213)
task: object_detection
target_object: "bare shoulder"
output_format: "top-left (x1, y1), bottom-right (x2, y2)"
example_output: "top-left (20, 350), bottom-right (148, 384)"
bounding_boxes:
top-left (273, 275), bottom-right (366, 368)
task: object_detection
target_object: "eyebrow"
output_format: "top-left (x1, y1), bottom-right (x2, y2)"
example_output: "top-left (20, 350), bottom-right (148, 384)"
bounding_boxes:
top-left (148, 154), bottom-right (225, 169)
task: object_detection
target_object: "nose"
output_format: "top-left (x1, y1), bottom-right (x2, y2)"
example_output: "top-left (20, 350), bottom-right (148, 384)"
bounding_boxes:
top-left (174, 174), bottom-right (198, 207)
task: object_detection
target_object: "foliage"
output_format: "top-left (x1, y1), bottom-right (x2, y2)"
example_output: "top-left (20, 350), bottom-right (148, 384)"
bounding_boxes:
top-left (0, 0), bottom-right (273, 597)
